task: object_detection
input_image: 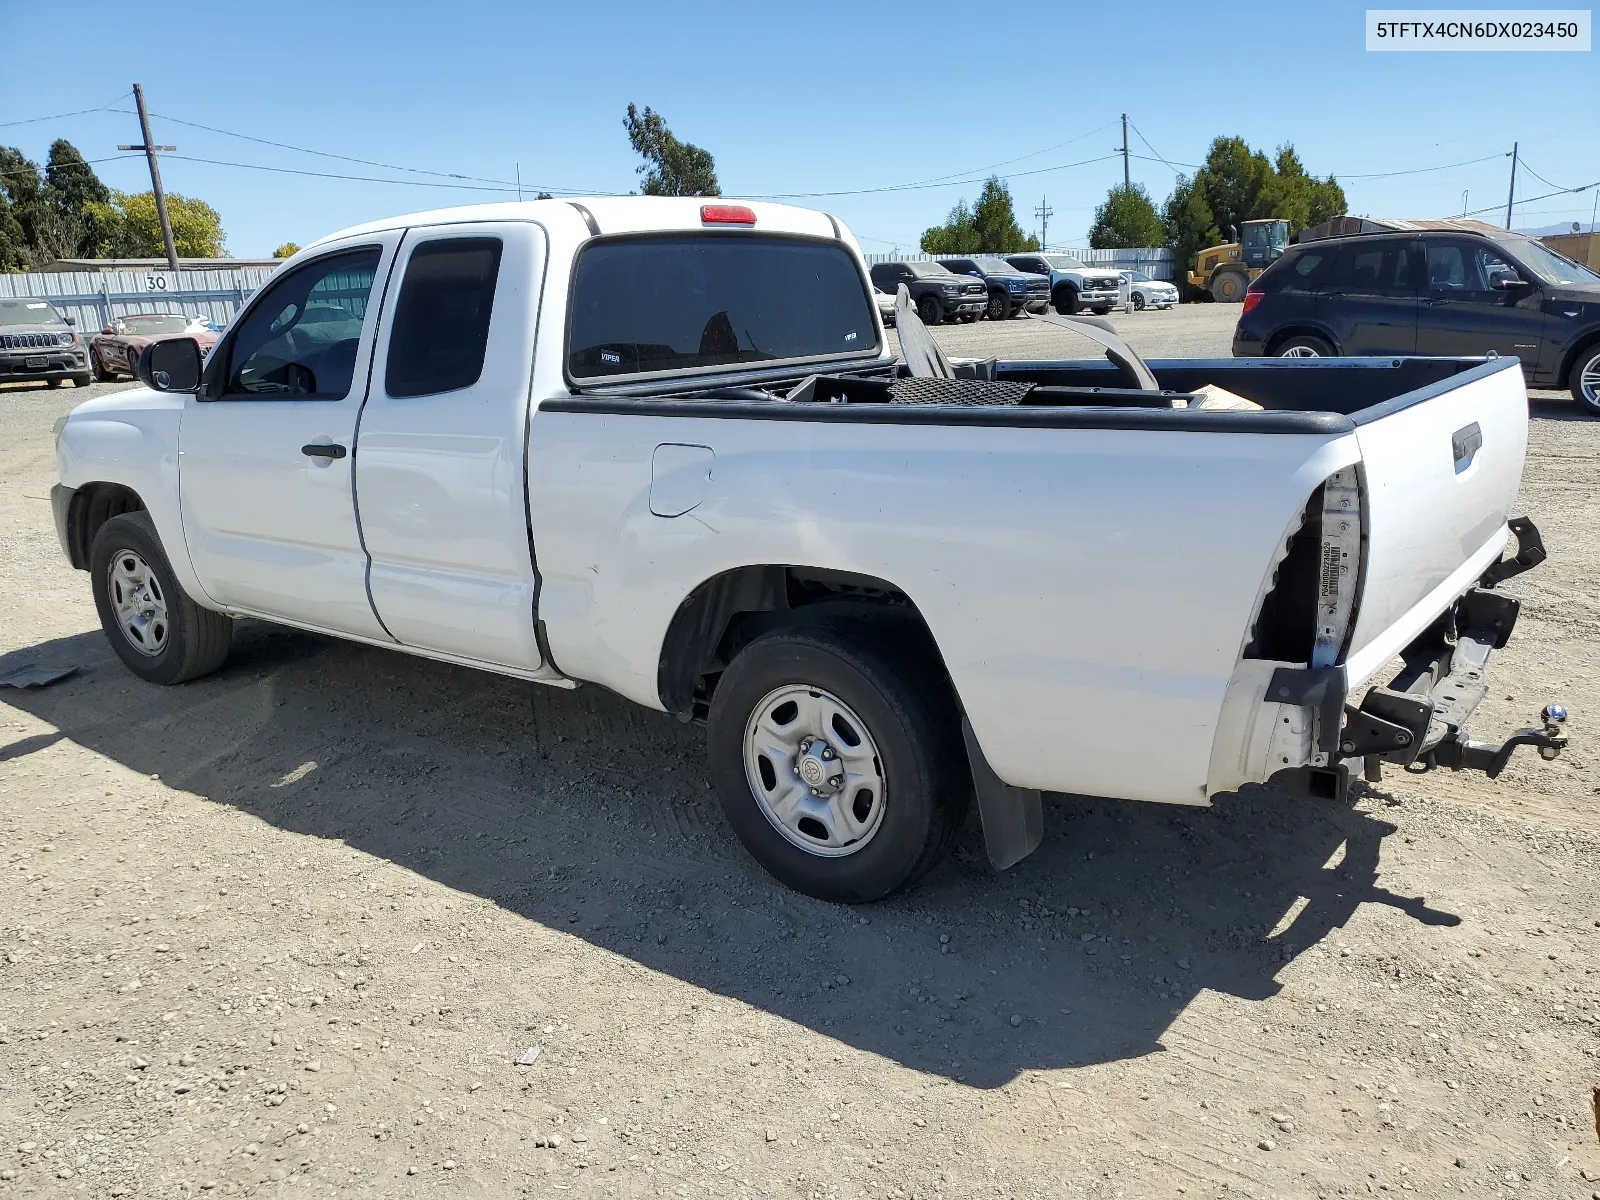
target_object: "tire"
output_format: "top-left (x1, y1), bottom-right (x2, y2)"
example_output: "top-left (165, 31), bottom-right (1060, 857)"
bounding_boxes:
top-left (93, 350), bottom-right (115, 382)
top-left (1570, 343), bottom-right (1600, 415)
top-left (1091, 306), bottom-right (1113, 316)
top-left (916, 294), bottom-right (943, 326)
top-left (72, 373), bottom-right (93, 388)
top-left (1053, 286), bottom-right (1080, 316)
top-left (1276, 334), bottom-right (1335, 358)
top-left (47, 378), bottom-right (62, 388)
top-left (1211, 271), bottom-right (1248, 302)
top-left (1131, 292), bottom-right (1146, 311)
top-left (958, 314), bottom-right (977, 324)
top-left (90, 511), bottom-right (233, 685)
top-left (706, 624), bottom-right (971, 903)
top-left (985, 291), bottom-right (1010, 321)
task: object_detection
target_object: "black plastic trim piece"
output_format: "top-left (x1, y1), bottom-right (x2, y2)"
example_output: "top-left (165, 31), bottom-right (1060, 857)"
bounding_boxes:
top-left (568, 202), bottom-right (599, 236)
top-left (540, 393), bottom-right (1356, 435)
top-left (824, 212), bottom-right (842, 239)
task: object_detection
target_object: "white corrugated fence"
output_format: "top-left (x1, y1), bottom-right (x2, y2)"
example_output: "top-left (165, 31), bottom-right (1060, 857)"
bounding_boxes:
top-left (0, 267), bottom-right (281, 332)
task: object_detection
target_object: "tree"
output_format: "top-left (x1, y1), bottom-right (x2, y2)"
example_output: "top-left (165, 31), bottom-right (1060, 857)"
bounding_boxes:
top-left (0, 145), bottom-right (67, 266)
top-left (273, 242), bottom-right (301, 258)
top-left (84, 192), bottom-right (226, 258)
top-left (1160, 174), bottom-right (1219, 279)
top-left (1088, 183), bottom-right (1164, 249)
top-left (920, 177), bottom-right (1040, 254)
top-left (623, 104), bottom-right (720, 197)
top-left (1161, 136), bottom-right (1345, 274)
top-left (45, 139), bottom-right (112, 257)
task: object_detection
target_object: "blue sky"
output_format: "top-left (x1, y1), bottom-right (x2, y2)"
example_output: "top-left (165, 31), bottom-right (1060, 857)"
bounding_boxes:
top-left (3, 0), bottom-right (1596, 256)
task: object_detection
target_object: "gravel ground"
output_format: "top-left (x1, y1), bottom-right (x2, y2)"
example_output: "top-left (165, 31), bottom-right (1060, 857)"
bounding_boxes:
top-left (2, 309), bottom-right (1598, 1200)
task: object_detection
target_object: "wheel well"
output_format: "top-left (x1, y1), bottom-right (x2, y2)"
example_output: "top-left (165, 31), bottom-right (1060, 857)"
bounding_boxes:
top-left (1559, 329), bottom-right (1600, 385)
top-left (64, 483), bottom-right (146, 570)
top-left (1263, 326), bottom-right (1338, 356)
top-left (657, 565), bottom-right (950, 719)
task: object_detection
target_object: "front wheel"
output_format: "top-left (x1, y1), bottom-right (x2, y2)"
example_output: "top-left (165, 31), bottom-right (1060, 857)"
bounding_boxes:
top-left (706, 625), bottom-right (971, 902)
top-left (90, 512), bottom-right (233, 685)
top-left (93, 350), bottom-right (115, 382)
top-left (985, 292), bottom-right (1010, 321)
top-left (916, 294), bottom-right (943, 326)
top-left (1277, 334), bottom-right (1335, 358)
top-left (1570, 344), bottom-right (1600, 415)
top-left (1053, 287), bottom-right (1080, 316)
top-left (1131, 292), bottom-right (1146, 311)
top-left (1211, 271), bottom-right (1248, 302)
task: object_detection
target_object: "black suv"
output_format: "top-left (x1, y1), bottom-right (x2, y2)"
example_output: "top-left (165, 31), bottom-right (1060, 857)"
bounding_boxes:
top-left (868, 261), bottom-right (988, 325)
top-left (936, 256), bottom-right (1051, 320)
top-left (1233, 228), bottom-right (1600, 413)
top-left (0, 298), bottom-right (91, 387)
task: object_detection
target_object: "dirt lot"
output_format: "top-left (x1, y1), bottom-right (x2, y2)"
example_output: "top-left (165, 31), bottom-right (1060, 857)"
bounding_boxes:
top-left (2, 306), bottom-right (1598, 1200)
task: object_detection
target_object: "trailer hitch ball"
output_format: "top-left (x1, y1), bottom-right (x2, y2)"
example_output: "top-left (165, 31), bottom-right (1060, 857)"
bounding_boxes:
top-left (1539, 703), bottom-right (1568, 759)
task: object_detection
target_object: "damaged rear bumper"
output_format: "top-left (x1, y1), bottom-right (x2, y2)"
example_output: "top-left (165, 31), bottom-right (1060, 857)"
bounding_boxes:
top-left (1272, 516), bottom-right (1567, 800)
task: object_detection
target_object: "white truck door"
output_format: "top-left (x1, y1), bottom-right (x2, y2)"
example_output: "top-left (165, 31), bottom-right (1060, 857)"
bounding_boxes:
top-left (354, 221), bottom-right (552, 672)
top-left (178, 236), bottom-right (402, 638)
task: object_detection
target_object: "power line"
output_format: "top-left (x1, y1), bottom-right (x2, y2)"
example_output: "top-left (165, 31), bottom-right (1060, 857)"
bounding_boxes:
top-left (1517, 159), bottom-right (1580, 192)
top-left (0, 154), bottom-right (141, 179)
top-left (1127, 121), bottom-right (1196, 174)
top-left (1342, 151), bottom-right (1511, 181)
top-left (0, 91), bottom-right (131, 129)
top-left (145, 110), bottom-right (546, 190)
top-left (737, 154), bottom-right (1120, 200)
top-left (849, 121), bottom-right (1120, 195)
top-left (1463, 179), bottom-right (1600, 218)
top-left (163, 154), bottom-right (533, 193)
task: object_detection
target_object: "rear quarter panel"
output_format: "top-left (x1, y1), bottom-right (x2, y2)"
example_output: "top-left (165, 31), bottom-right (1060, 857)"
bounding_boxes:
top-left (528, 410), bottom-right (1357, 803)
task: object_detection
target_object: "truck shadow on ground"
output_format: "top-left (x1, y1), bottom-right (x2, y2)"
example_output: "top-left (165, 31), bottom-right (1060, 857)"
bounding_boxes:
top-left (2, 624), bottom-right (1460, 1088)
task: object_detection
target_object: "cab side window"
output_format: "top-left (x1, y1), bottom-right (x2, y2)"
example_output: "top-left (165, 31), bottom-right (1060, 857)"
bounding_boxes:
top-left (385, 238), bottom-right (503, 398)
top-left (223, 248), bottom-right (380, 400)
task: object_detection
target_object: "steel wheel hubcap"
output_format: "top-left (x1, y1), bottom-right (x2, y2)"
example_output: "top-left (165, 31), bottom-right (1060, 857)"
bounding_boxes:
top-left (1282, 344), bottom-right (1320, 357)
top-left (1581, 352), bottom-right (1600, 404)
top-left (108, 549), bottom-right (169, 656)
top-left (744, 685), bottom-right (886, 857)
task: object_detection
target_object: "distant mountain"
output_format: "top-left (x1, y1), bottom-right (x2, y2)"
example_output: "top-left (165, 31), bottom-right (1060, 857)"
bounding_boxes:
top-left (1517, 221), bottom-right (1595, 238)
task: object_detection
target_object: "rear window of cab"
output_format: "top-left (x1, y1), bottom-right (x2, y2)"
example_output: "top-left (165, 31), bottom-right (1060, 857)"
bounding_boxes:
top-left (567, 234), bottom-right (878, 381)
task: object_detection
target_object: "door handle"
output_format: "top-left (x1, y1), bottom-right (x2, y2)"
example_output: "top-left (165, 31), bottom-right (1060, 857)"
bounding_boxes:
top-left (301, 443), bottom-right (347, 459)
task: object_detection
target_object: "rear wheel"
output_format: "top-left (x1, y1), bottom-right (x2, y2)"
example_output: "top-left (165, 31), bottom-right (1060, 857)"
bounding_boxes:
top-left (1211, 271), bottom-right (1248, 302)
top-left (1276, 334), bottom-right (1335, 358)
top-left (90, 512), bottom-right (233, 685)
top-left (986, 292), bottom-right (1010, 321)
top-left (72, 373), bottom-right (93, 387)
top-left (1570, 344), bottom-right (1600, 415)
top-left (1053, 286), bottom-right (1080, 315)
top-left (1091, 305), bottom-right (1113, 315)
top-left (46, 378), bottom-right (62, 388)
top-left (707, 624), bottom-right (970, 902)
top-left (916, 294), bottom-right (943, 326)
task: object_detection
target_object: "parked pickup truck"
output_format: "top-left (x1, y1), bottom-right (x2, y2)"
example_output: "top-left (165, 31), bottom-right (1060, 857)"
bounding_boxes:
top-left (52, 197), bottom-right (1568, 902)
top-left (1004, 252), bottom-right (1123, 315)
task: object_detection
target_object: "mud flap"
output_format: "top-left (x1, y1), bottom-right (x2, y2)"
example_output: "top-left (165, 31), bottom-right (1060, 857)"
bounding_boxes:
top-left (962, 716), bottom-right (1043, 870)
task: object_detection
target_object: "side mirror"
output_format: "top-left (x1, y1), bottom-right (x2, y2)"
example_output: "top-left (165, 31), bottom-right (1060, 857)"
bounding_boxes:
top-left (1489, 270), bottom-right (1526, 291)
top-left (138, 337), bottom-right (204, 393)
top-left (63, 315), bottom-right (76, 327)
top-left (101, 325), bottom-right (116, 335)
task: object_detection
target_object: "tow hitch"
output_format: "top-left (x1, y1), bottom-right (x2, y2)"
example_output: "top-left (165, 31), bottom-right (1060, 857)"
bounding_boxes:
top-left (1342, 520), bottom-right (1572, 785)
top-left (1418, 703), bottom-right (1568, 778)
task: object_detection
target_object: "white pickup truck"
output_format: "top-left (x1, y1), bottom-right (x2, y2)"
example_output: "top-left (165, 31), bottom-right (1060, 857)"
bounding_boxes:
top-left (52, 197), bottom-right (1568, 902)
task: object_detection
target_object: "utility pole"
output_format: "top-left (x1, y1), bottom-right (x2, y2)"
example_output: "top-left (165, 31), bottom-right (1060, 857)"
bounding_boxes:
top-left (1503, 142), bottom-right (1518, 230)
top-left (1117, 113), bottom-right (1130, 190)
top-left (118, 84), bottom-right (179, 273)
top-left (1034, 196), bottom-right (1053, 250)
